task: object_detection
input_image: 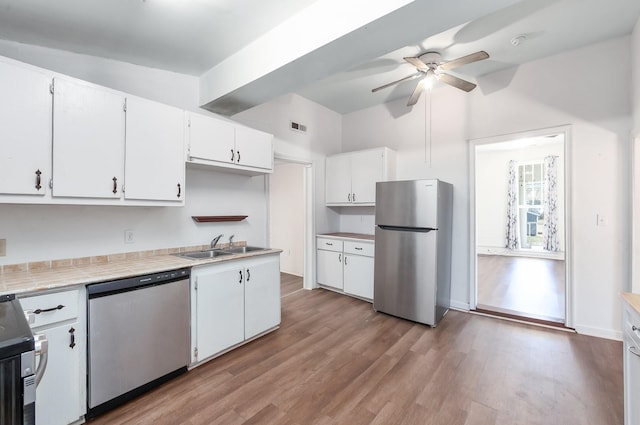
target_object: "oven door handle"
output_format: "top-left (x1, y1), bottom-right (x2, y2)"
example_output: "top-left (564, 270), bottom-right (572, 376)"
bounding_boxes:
top-left (34, 333), bottom-right (48, 387)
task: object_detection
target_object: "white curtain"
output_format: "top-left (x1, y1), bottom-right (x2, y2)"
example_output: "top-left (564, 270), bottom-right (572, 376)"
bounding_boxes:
top-left (505, 160), bottom-right (519, 249)
top-left (543, 155), bottom-right (560, 251)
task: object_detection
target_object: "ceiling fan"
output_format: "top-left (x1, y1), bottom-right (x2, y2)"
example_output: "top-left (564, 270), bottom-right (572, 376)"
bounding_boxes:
top-left (371, 50), bottom-right (489, 106)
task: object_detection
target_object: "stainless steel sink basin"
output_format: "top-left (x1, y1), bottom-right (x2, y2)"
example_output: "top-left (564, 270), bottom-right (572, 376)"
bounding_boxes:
top-left (222, 246), bottom-right (268, 254)
top-left (175, 249), bottom-right (233, 259)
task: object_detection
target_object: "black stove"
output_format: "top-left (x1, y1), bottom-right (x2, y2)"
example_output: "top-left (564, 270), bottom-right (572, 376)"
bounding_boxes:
top-left (0, 294), bottom-right (35, 425)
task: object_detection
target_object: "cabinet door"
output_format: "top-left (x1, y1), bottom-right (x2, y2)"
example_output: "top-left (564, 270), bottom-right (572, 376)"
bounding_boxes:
top-left (52, 77), bottom-right (125, 198)
top-left (325, 154), bottom-right (351, 204)
top-left (351, 149), bottom-right (385, 204)
top-left (234, 125), bottom-right (273, 170)
top-left (0, 60), bottom-right (52, 196)
top-left (194, 264), bottom-right (245, 361)
top-left (317, 249), bottom-right (344, 290)
top-left (343, 254), bottom-right (374, 300)
top-left (188, 113), bottom-right (235, 164)
top-left (35, 321), bottom-right (84, 425)
top-left (244, 256), bottom-right (281, 340)
top-left (124, 96), bottom-right (185, 201)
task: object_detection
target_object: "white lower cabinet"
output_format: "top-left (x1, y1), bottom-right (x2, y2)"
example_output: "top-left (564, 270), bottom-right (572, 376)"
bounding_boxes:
top-left (623, 296), bottom-right (640, 424)
top-left (316, 236), bottom-right (374, 301)
top-left (190, 254), bottom-right (281, 365)
top-left (343, 253), bottom-right (374, 300)
top-left (19, 288), bottom-right (86, 425)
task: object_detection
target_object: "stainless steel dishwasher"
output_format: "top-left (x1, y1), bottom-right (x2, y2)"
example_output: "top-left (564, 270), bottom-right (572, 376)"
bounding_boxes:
top-left (86, 268), bottom-right (190, 419)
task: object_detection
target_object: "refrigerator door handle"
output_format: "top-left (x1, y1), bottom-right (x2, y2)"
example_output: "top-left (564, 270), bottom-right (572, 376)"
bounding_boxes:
top-left (378, 225), bottom-right (437, 233)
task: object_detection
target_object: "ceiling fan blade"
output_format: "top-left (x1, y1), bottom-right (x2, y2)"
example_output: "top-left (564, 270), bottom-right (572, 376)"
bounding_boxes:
top-left (439, 50), bottom-right (489, 71)
top-left (438, 73), bottom-right (477, 92)
top-left (371, 72), bottom-right (421, 93)
top-left (404, 56), bottom-right (428, 69)
top-left (407, 78), bottom-right (427, 106)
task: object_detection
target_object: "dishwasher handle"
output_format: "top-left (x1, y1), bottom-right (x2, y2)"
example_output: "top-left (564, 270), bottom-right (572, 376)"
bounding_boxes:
top-left (34, 333), bottom-right (48, 387)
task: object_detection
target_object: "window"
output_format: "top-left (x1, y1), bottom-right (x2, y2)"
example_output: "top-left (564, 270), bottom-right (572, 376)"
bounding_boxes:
top-left (518, 162), bottom-right (544, 249)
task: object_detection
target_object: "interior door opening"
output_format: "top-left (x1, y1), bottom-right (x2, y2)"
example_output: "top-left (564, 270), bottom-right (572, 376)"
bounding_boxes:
top-left (472, 130), bottom-right (569, 325)
top-left (268, 158), bottom-right (312, 296)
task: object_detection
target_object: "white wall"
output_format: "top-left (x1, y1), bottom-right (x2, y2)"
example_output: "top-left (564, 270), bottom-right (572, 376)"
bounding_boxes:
top-left (343, 87), bottom-right (471, 309)
top-left (342, 36), bottom-right (632, 339)
top-left (470, 37), bottom-right (631, 339)
top-left (0, 43), bottom-right (268, 266)
top-left (233, 93), bottom-right (344, 235)
top-left (632, 16), bottom-right (640, 293)
top-left (0, 168), bottom-right (267, 265)
top-left (633, 17), bottom-right (640, 135)
top-left (476, 141), bottom-right (565, 252)
top-left (269, 162), bottom-right (305, 275)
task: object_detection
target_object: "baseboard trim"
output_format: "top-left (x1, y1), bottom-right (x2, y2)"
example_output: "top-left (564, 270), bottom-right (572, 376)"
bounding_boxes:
top-left (477, 246), bottom-right (564, 260)
top-left (574, 325), bottom-right (622, 341)
top-left (450, 300), bottom-right (470, 311)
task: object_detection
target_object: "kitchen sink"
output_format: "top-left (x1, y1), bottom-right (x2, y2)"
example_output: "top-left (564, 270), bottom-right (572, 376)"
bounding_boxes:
top-left (222, 246), bottom-right (268, 254)
top-left (175, 249), bottom-right (233, 259)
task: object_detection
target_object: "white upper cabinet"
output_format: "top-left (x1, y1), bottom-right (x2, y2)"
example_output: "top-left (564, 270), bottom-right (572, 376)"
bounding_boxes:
top-left (186, 112), bottom-right (274, 175)
top-left (188, 112), bottom-right (235, 162)
top-left (325, 147), bottom-right (396, 206)
top-left (52, 77), bottom-right (125, 199)
top-left (325, 154), bottom-right (351, 204)
top-left (124, 96), bottom-right (185, 202)
top-left (234, 125), bottom-right (274, 170)
top-left (0, 58), bottom-right (52, 196)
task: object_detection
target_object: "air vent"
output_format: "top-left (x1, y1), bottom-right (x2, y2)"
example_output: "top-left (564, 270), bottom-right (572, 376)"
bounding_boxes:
top-left (290, 121), bottom-right (307, 133)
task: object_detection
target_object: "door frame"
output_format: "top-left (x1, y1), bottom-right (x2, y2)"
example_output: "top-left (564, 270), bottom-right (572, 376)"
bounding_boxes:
top-left (267, 155), bottom-right (315, 291)
top-left (468, 125), bottom-right (574, 328)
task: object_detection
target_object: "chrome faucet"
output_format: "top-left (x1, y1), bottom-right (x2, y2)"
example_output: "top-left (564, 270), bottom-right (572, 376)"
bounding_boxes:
top-left (210, 233), bottom-right (223, 249)
top-left (228, 234), bottom-right (235, 248)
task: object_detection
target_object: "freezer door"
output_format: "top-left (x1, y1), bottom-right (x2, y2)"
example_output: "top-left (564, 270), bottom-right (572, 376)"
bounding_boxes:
top-left (375, 180), bottom-right (439, 229)
top-left (373, 226), bottom-right (437, 325)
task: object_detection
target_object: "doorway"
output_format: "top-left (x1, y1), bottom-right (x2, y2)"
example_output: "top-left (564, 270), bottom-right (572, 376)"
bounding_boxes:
top-left (470, 127), bottom-right (571, 325)
top-left (268, 157), bottom-right (314, 292)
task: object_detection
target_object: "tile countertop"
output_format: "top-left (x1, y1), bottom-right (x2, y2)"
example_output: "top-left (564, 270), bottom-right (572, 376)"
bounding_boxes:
top-left (318, 233), bottom-right (375, 241)
top-left (623, 292), bottom-right (640, 315)
top-left (0, 249), bottom-right (282, 297)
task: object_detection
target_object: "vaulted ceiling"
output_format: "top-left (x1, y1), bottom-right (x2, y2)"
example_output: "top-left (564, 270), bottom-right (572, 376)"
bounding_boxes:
top-left (0, 0), bottom-right (639, 115)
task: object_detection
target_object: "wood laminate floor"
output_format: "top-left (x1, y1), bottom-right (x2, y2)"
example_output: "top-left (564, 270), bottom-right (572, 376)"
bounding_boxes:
top-left (477, 255), bottom-right (565, 323)
top-left (88, 275), bottom-right (622, 425)
top-left (281, 272), bottom-right (303, 297)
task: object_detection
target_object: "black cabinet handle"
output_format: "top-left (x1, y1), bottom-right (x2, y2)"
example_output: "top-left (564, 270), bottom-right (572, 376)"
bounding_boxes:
top-left (326, 242), bottom-right (333, 246)
top-left (35, 169), bottom-right (42, 190)
top-left (69, 327), bottom-right (76, 349)
top-left (34, 304), bottom-right (64, 314)
top-left (338, 253), bottom-right (341, 262)
top-left (239, 270), bottom-right (243, 284)
top-left (246, 268), bottom-right (250, 282)
top-left (177, 183), bottom-right (181, 198)
top-left (355, 247), bottom-right (363, 251)
top-left (345, 256), bottom-right (348, 265)
top-left (230, 149), bottom-right (235, 162)
top-left (237, 150), bottom-right (241, 163)
top-left (353, 193), bottom-right (356, 202)
top-left (348, 193), bottom-right (351, 202)
top-left (112, 177), bottom-right (118, 194)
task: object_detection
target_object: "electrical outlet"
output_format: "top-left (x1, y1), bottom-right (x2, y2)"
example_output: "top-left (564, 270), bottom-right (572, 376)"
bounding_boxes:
top-left (124, 230), bottom-right (135, 244)
top-left (0, 239), bottom-right (5, 256)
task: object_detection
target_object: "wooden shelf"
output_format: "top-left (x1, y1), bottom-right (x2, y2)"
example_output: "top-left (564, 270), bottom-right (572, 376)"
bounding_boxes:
top-left (191, 215), bottom-right (247, 223)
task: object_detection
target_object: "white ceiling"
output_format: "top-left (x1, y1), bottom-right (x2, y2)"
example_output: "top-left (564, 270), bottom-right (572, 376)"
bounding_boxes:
top-left (0, 0), bottom-right (639, 115)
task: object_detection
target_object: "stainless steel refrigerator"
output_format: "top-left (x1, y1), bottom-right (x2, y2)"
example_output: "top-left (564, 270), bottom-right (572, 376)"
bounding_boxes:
top-left (373, 179), bottom-right (453, 326)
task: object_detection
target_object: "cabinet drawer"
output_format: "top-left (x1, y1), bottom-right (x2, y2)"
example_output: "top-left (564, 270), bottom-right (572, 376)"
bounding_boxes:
top-left (344, 241), bottom-right (374, 257)
top-left (19, 289), bottom-right (79, 327)
top-left (317, 238), bottom-right (343, 252)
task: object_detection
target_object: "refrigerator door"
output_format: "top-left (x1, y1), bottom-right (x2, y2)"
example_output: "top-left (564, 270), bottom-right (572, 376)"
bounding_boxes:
top-left (375, 180), bottom-right (439, 229)
top-left (373, 225), bottom-right (437, 325)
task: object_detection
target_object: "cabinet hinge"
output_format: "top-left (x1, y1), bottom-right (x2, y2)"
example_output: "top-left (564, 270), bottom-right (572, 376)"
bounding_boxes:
top-left (123, 99), bottom-right (127, 112)
top-left (194, 347), bottom-right (198, 358)
top-left (49, 81), bottom-right (54, 94)
top-left (122, 184), bottom-right (125, 193)
top-left (49, 179), bottom-right (53, 189)
top-left (187, 117), bottom-right (191, 128)
top-left (194, 277), bottom-right (197, 290)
